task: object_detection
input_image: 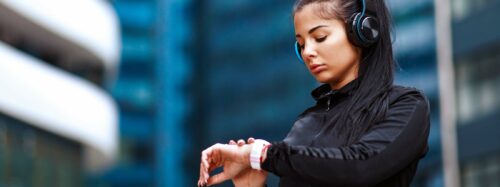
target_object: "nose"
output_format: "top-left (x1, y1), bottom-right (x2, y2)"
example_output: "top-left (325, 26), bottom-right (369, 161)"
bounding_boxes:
top-left (302, 43), bottom-right (317, 63)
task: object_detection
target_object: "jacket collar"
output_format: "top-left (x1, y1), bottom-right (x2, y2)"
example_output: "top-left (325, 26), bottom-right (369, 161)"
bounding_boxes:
top-left (311, 78), bottom-right (359, 101)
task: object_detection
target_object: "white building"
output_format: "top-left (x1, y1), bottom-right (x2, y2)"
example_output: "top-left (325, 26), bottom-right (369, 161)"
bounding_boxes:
top-left (0, 0), bottom-right (120, 186)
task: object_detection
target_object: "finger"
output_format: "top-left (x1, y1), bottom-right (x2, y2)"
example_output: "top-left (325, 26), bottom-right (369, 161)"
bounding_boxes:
top-left (199, 162), bottom-right (204, 177)
top-left (203, 144), bottom-right (223, 182)
top-left (248, 137), bottom-right (255, 143)
top-left (198, 172), bottom-right (207, 187)
top-left (201, 147), bottom-right (214, 183)
top-left (199, 162), bottom-right (208, 185)
top-left (204, 164), bottom-right (210, 183)
top-left (237, 139), bottom-right (245, 146)
top-left (207, 172), bottom-right (230, 186)
top-left (229, 140), bottom-right (236, 145)
top-left (201, 156), bottom-right (209, 175)
top-left (206, 166), bottom-right (219, 185)
top-left (198, 178), bottom-right (206, 187)
top-left (199, 158), bottom-right (205, 180)
top-left (202, 147), bottom-right (213, 170)
top-left (197, 179), bottom-right (205, 187)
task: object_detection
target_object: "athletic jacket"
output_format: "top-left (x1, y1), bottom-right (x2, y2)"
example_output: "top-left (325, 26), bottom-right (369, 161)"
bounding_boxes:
top-left (261, 80), bottom-right (430, 187)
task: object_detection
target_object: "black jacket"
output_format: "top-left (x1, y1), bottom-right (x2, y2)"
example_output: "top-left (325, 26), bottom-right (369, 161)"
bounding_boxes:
top-left (261, 80), bottom-right (430, 187)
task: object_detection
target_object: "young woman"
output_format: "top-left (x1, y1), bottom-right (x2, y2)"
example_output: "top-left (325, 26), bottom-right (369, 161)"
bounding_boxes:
top-left (198, 0), bottom-right (430, 186)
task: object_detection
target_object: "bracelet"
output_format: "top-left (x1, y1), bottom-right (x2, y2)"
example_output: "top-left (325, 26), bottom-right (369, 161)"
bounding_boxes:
top-left (250, 139), bottom-right (270, 170)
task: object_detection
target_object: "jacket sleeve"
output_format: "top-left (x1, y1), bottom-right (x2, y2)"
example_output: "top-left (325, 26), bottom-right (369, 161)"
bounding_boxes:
top-left (261, 90), bottom-right (430, 186)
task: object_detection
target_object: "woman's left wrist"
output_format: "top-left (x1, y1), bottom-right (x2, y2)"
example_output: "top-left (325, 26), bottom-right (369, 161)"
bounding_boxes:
top-left (249, 139), bottom-right (271, 170)
top-left (260, 144), bottom-right (271, 164)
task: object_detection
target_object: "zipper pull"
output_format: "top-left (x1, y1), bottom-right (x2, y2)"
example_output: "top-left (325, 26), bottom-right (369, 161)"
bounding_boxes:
top-left (326, 97), bottom-right (331, 111)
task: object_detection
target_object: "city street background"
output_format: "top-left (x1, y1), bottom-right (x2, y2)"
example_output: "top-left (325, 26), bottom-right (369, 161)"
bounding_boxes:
top-left (0, 0), bottom-right (499, 187)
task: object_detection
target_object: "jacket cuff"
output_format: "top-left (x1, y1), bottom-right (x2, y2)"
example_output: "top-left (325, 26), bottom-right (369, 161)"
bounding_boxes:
top-left (261, 141), bottom-right (296, 177)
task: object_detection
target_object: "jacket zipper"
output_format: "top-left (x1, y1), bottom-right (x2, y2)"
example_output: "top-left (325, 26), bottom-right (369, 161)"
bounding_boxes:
top-left (326, 97), bottom-right (331, 111)
top-left (312, 97), bottom-right (331, 142)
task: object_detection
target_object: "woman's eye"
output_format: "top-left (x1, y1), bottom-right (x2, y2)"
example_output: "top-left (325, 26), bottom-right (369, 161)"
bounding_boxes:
top-left (316, 36), bottom-right (327, 42)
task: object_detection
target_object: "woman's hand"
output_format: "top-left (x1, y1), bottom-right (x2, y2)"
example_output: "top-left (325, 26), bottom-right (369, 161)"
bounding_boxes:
top-left (197, 138), bottom-right (268, 187)
top-left (229, 138), bottom-right (268, 187)
top-left (198, 142), bottom-right (251, 186)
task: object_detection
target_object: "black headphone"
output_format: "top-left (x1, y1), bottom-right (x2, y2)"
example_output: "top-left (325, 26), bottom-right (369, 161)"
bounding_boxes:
top-left (294, 0), bottom-right (380, 63)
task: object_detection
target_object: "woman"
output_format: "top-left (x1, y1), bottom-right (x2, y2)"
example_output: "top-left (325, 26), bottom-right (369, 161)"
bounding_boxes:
top-left (198, 0), bottom-right (430, 186)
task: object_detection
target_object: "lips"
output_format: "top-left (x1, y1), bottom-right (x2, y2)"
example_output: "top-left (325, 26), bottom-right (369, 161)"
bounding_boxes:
top-left (309, 64), bottom-right (327, 74)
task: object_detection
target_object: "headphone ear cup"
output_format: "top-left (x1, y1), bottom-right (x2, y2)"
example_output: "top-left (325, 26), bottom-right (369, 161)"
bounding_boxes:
top-left (358, 16), bottom-right (380, 46)
top-left (347, 13), bottom-right (380, 47)
top-left (294, 41), bottom-right (305, 64)
top-left (347, 13), bottom-right (365, 47)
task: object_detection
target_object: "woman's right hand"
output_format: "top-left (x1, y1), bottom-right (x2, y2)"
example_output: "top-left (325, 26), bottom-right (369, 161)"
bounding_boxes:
top-left (198, 138), bottom-right (268, 187)
top-left (229, 138), bottom-right (268, 187)
top-left (198, 143), bottom-right (248, 186)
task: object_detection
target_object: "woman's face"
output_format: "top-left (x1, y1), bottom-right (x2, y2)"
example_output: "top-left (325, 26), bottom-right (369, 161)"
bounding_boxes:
top-left (294, 4), bottom-right (361, 89)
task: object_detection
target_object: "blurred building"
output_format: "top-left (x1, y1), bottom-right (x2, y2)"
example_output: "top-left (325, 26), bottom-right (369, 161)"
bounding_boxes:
top-left (96, 1), bottom-right (157, 186)
top-left (95, 0), bottom-right (194, 187)
top-left (0, 0), bottom-right (119, 187)
top-left (451, 0), bottom-right (500, 186)
top-left (387, 0), bottom-right (444, 186)
top-left (193, 1), bottom-right (315, 186)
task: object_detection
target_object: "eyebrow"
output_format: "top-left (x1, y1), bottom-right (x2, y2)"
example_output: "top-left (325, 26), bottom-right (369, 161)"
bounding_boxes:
top-left (295, 25), bottom-right (329, 38)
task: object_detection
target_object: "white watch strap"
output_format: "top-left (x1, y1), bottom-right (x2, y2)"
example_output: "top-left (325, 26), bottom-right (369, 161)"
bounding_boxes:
top-left (250, 139), bottom-right (269, 170)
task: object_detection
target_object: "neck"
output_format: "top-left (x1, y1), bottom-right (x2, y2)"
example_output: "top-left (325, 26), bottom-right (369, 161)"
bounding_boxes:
top-left (329, 73), bottom-right (358, 90)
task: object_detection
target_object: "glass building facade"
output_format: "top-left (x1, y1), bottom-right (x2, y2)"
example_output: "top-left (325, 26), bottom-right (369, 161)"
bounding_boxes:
top-left (97, 1), bottom-right (155, 187)
top-left (388, 0), bottom-right (444, 186)
top-left (101, 1), bottom-right (157, 186)
top-left (0, 113), bottom-right (82, 187)
top-left (451, 0), bottom-right (500, 187)
top-left (99, 0), bottom-right (194, 187)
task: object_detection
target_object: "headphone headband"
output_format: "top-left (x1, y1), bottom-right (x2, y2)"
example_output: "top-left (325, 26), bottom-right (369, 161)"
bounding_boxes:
top-left (294, 41), bottom-right (305, 64)
top-left (356, 0), bottom-right (368, 42)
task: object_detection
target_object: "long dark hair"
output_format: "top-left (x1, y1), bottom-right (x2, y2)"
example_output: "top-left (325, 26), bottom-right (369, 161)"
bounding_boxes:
top-left (294, 0), bottom-right (395, 145)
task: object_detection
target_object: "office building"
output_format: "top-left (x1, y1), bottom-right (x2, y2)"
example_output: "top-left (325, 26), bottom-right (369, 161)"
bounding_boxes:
top-left (0, 1), bottom-right (119, 186)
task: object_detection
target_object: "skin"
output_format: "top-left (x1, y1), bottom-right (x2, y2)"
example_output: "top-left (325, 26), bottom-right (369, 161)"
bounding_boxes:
top-left (197, 138), bottom-right (267, 187)
top-left (198, 3), bottom-right (362, 186)
top-left (228, 138), bottom-right (268, 187)
top-left (295, 3), bottom-right (361, 90)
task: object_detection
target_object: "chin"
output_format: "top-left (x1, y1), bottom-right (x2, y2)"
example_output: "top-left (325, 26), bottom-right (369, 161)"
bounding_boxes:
top-left (314, 76), bottom-right (335, 84)
top-left (311, 72), bottom-right (335, 83)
